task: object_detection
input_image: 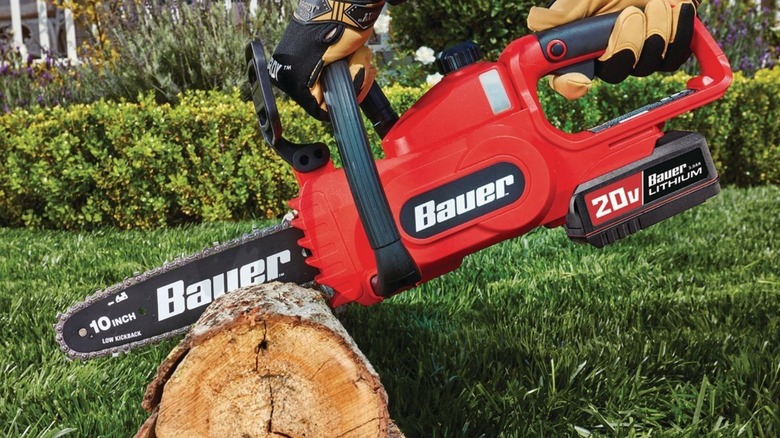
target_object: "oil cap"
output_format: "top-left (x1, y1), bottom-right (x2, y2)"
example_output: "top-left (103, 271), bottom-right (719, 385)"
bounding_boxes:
top-left (436, 41), bottom-right (483, 75)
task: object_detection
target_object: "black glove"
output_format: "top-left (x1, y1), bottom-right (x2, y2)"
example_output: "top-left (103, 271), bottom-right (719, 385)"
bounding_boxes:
top-left (270, 0), bottom-right (387, 120)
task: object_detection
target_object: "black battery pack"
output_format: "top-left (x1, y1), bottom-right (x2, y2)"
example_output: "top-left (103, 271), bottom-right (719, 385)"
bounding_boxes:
top-left (565, 131), bottom-right (720, 248)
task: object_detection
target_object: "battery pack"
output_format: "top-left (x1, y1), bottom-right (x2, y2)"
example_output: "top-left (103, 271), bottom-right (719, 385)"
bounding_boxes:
top-left (565, 131), bottom-right (720, 248)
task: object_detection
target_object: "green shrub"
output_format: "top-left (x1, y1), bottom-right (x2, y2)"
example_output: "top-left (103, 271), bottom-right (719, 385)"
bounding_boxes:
top-left (0, 85), bottom-right (425, 230)
top-left (540, 68), bottom-right (780, 186)
top-left (389, 0), bottom-right (537, 60)
top-left (0, 90), bottom-right (296, 229)
top-left (0, 70), bottom-right (776, 230)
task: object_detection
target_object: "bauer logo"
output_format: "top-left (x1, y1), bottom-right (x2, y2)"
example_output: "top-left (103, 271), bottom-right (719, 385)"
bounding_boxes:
top-left (155, 250), bottom-right (291, 322)
top-left (644, 149), bottom-right (708, 203)
top-left (400, 163), bottom-right (525, 239)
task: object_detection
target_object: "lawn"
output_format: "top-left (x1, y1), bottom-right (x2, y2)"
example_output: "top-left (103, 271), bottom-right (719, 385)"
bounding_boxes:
top-left (1, 186), bottom-right (778, 437)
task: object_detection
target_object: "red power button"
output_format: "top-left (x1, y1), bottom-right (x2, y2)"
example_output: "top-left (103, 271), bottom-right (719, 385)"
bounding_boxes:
top-left (546, 39), bottom-right (567, 61)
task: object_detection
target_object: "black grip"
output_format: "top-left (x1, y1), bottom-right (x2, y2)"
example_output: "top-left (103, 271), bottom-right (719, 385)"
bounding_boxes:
top-left (246, 41), bottom-right (282, 147)
top-left (322, 61), bottom-right (420, 296)
top-left (535, 12), bottom-right (620, 79)
top-left (536, 12), bottom-right (620, 62)
top-left (322, 62), bottom-right (398, 249)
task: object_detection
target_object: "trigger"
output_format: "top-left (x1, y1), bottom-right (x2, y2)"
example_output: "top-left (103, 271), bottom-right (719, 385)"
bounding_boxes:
top-left (552, 60), bottom-right (596, 80)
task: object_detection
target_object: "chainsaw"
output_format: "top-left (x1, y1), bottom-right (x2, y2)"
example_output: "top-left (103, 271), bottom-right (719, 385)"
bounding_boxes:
top-left (55, 13), bottom-right (732, 360)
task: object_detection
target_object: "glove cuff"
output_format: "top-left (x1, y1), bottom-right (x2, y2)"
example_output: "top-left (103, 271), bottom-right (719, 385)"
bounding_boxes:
top-left (294, 0), bottom-right (386, 30)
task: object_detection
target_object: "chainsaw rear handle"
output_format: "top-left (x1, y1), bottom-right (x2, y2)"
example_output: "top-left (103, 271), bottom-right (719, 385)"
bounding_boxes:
top-left (321, 61), bottom-right (421, 297)
top-left (506, 14), bottom-right (732, 146)
top-left (534, 11), bottom-right (622, 79)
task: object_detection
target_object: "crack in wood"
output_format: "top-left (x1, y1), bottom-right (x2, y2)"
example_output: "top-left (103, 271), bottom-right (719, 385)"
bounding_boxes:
top-left (267, 381), bottom-right (275, 435)
top-left (266, 378), bottom-right (295, 438)
top-left (254, 320), bottom-right (293, 438)
top-left (309, 357), bottom-right (332, 380)
top-left (255, 320), bottom-right (268, 373)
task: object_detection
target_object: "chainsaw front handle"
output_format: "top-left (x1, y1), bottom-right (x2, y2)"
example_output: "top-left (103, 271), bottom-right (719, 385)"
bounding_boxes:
top-left (502, 15), bottom-right (732, 149)
top-left (245, 39), bottom-right (419, 298)
top-left (321, 61), bottom-right (421, 297)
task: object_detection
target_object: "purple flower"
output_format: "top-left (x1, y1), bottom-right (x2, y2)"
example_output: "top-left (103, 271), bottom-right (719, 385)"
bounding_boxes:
top-left (702, 0), bottom-right (778, 75)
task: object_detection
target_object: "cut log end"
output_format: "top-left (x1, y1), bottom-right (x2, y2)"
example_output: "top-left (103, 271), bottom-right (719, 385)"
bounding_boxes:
top-left (136, 282), bottom-right (404, 438)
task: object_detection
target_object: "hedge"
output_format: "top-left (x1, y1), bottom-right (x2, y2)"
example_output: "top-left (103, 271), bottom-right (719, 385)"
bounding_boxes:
top-left (390, 0), bottom-right (537, 60)
top-left (0, 69), bottom-right (777, 230)
top-left (540, 68), bottom-right (780, 186)
top-left (0, 91), bottom-right (300, 229)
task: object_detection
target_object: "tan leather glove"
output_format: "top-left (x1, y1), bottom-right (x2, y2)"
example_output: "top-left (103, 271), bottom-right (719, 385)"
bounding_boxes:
top-left (528, 0), bottom-right (699, 100)
top-left (271, 0), bottom-right (385, 120)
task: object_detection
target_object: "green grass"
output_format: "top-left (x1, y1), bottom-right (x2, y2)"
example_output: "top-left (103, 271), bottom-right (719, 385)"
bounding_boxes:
top-left (1, 186), bottom-right (778, 437)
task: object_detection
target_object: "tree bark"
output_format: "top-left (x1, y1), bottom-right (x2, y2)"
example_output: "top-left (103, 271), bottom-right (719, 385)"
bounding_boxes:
top-left (135, 282), bottom-right (404, 438)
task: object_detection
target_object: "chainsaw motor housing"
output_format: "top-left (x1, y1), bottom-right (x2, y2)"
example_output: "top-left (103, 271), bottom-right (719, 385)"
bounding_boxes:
top-left (290, 16), bottom-right (732, 307)
top-left (241, 13), bottom-right (735, 308)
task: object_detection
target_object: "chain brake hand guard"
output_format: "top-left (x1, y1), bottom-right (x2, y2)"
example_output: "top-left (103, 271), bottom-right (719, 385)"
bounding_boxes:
top-left (245, 41), bottom-right (330, 173)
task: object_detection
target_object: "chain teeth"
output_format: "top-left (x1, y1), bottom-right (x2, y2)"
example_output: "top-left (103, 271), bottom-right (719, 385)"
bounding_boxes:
top-left (54, 221), bottom-right (294, 361)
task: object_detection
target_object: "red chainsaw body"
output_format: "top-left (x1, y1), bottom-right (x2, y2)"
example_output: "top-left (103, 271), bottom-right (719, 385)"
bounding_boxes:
top-left (290, 20), bottom-right (732, 307)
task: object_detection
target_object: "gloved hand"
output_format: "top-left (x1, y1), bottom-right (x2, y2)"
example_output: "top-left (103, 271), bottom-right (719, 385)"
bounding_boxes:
top-left (527, 0), bottom-right (699, 100)
top-left (270, 0), bottom-right (388, 121)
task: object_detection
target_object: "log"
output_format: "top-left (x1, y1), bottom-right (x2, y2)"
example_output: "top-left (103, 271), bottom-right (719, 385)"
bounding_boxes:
top-left (135, 282), bottom-right (404, 438)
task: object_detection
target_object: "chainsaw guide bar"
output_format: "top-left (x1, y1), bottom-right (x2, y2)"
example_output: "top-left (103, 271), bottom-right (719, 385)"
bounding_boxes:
top-left (54, 220), bottom-right (319, 361)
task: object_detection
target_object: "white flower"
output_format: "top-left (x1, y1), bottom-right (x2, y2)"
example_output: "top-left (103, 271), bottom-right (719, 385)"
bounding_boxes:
top-left (374, 13), bottom-right (392, 35)
top-left (426, 73), bottom-right (444, 86)
top-left (415, 46), bottom-right (436, 65)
